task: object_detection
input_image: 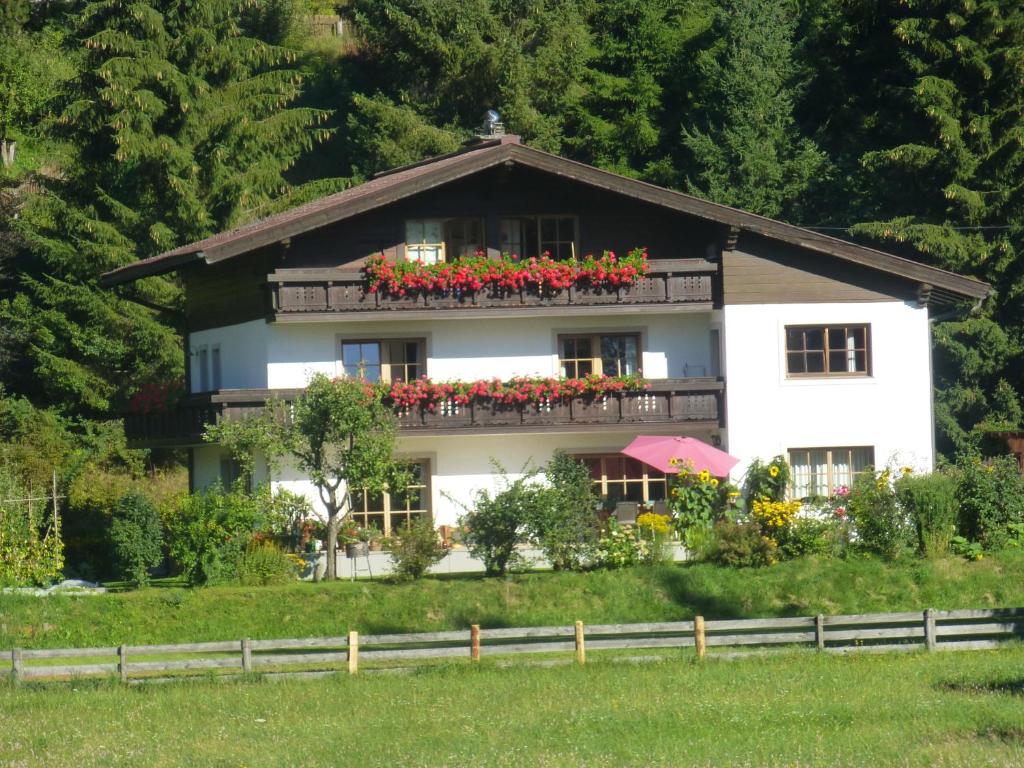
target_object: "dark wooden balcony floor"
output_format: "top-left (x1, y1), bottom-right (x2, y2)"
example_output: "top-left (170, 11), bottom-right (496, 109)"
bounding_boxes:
top-left (125, 379), bottom-right (724, 446)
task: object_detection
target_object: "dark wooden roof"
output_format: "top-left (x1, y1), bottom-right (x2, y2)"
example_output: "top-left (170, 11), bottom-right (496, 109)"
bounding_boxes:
top-left (100, 135), bottom-right (990, 301)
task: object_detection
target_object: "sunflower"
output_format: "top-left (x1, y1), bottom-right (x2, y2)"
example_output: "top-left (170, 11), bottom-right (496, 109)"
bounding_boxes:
top-left (698, 469), bottom-right (711, 483)
top-left (768, 465), bottom-right (780, 478)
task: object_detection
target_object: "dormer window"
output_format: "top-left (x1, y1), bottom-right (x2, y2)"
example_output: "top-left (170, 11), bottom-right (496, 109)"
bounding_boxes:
top-left (405, 219), bottom-right (483, 263)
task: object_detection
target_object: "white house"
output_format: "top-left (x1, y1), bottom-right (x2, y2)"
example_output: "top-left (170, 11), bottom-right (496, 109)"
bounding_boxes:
top-left (102, 133), bottom-right (989, 533)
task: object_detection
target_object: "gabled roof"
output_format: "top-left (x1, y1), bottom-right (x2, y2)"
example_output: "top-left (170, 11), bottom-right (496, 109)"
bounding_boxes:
top-left (100, 135), bottom-right (990, 301)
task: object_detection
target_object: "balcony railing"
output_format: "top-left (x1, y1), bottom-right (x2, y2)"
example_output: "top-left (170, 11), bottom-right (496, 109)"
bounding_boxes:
top-left (268, 258), bottom-right (715, 318)
top-left (124, 379), bottom-right (724, 446)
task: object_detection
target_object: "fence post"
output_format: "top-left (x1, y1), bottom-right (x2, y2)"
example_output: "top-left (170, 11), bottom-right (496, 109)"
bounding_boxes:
top-left (470, 625), bottom-right (481, 662)
top-left (348, 630), bottom-right (359, 675)
top-left (118, 644), bottom-right (128, 683)
top-left (815, 614), bottom-right (825, 651)
top-left (241, 638), bottom-right (253, 673)
top-left (694, 616), bottom-right (706, 659)
top-left (574, 621), bottom-right (586, 666)
top-left (11, 648), bottom-right (21, 682)
top-left (924, 609), bottom-right (937, 651)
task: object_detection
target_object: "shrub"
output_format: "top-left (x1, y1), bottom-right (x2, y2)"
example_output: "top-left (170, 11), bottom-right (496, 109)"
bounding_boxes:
top-left (164, 485), bottom-right (271, 585)
top-left (389, 516), bottom-right (448, 580)
top-left (0, 467), bottom-right (63, 586)
top-left (594, 518), bottom-right (647, 568)
top-left (636, 512), bottom-right (672, 564)
top-left (110, 491), bottom-right (163, 586)
top-left (527, 452), bottom-right (599, 571)
top-left (236, 540), bottom-right (301, 585)
top-left (954, 454), bottom-right (1024, 550)
top-left (749, 498), bottom-right (801, 542)
top-left (742, 456), bottom-right (790, 503)
top-left (894, 472), bottom-right (958, 556)
top-left (668, 462), bottom-right (738, 541)
top-left (776, 517), bottom-right (840, 559)
top-left (458, 465), bottom-right (541, 576)
top-left (848, 468), bottom-right (912, 559)
top-left (706, 520), bottom-right (776, 567)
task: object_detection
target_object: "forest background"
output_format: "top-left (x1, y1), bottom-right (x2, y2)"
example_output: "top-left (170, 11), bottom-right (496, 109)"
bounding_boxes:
top-left (0, 0), bottom-right (1020, 533)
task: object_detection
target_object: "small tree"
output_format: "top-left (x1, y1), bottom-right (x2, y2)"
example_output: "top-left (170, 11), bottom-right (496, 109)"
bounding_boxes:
top-left (528, 452), bottom-right (599, 571)
top-left (110, 491), bottom-right (163, 587)
top-left (205, 374), bottom-right (410, 581)
top-left (457, 463), bottom-right (542, 576)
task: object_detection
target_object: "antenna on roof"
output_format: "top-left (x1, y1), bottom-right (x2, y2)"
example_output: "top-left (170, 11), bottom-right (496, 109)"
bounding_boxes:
top-left (476, 109), bottom-right (505, 140)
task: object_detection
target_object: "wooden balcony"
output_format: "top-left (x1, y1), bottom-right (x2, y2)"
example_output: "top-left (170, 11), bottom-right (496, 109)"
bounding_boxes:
top-left (124, 379), bottom-right (724, 446)
top-left (268, 258), bottom-right (716, 321)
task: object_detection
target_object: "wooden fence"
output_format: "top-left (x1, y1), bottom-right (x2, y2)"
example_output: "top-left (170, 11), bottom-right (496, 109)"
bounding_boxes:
top-left (7, 607), bottom-right (1024, 683)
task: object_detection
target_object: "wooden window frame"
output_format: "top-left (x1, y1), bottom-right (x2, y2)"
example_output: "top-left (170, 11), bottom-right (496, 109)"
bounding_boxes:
top-left (499, 215), bottom-right (579, 260)
top-left (558, 332), bottom-right (641, 377)
top-left (405, 218), bottom-right (484, 263)
top-left (785, 324), bottom-right (871, 378)
top-left (351, 459), bottom-right (431, 536)
top-left (788, 446), bottom-right (875, 499)
top-left (577, 454), bottom-right (667, 504)
top-left (339, 338), bottom-right (426, 383)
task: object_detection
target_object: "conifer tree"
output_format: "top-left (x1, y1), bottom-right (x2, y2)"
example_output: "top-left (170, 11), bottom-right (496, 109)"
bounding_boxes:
top-left (681, 0), bottom-right (827, 220)
top-left (0, 0), bottom-right (332, 418)
top-left (803, 0), bottom-right (1024, 453)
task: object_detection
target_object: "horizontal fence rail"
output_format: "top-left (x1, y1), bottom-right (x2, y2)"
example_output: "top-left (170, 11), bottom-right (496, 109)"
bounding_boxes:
top-left (6, 607), bottom-right (1024, 683)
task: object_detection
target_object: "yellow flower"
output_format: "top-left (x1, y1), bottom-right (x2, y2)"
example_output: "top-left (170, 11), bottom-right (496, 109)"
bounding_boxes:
top-left (728, 490), bottom-right (740, 498)
top-left (669, 457), bottom-right (679, 466)
top-left (698, 469), bottom-right (711, 483)
top-left (901, 466), bottom-right (912, 475)
top-left (710, 478), bottom-right (719, 487)
top-left (768, 465), bottom-right (780, 478)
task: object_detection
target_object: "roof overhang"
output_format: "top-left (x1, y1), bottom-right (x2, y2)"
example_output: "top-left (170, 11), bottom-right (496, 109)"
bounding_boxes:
top-left (99, 139), bottom-right (991, 303)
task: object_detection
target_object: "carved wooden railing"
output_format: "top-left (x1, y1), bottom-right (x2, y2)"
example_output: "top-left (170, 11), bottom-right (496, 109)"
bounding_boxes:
top-left (268, 259), bottom-right (716, 317)
top-left (124, 379), bottom-right (724, 445)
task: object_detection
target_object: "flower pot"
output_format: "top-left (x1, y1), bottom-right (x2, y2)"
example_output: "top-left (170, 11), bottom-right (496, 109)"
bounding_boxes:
top-left (345, 542), bottom-right (369, 558)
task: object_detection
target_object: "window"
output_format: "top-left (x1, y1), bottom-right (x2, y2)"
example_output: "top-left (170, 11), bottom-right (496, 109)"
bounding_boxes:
top-left (341, 339), bottom-right (423, 383)
top-left (786, 325), bottom-right (870, 377)
top-left (581, 455), bottom-right (666, 504)
top-left (789, 446), bottom-right (874, 499)
top-left (559, 333), bottom-right (640, 377)
top-left (197, 346), bottom-right (210, 392)
top-left (219, 456), bottom-right (250, 492)
top-left (500, 216), bottom-right (577, 260)
top-left (405, 219), bottom-right (483, 263)
top-left (351, 460), bottom-right (430, 535)
top-left (211, 345), bottom-right (222, 390)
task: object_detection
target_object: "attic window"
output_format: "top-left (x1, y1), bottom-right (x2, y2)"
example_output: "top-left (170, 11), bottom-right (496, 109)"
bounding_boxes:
top-left (405, 219), bottom-right (483, 263)
top-left (500, 216), bottom-right (577, 260)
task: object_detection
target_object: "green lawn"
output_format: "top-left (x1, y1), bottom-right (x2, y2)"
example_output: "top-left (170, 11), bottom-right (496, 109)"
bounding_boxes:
top-left (3, 551), bottom-right (1024, 650)
top-left (2, 647), bottom-right (1023, 767)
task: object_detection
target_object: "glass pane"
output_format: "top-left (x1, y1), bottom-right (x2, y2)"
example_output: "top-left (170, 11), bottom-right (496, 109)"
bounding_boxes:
top-left (405, 220), bottom-right (424, 244)
top-left (851, 327), bottom-right (866, 348)
top-left (805, 352), bottom-right (825, 373)
top-left (622, 336), bottom-right (638, 374)
top-left (558, 217), bottom-right (575, 239)
top-left (366, 491), bottom-right (385, 512)
top-left (523, 219), bottom-right (538, 258)
top-left (854, 351), bottom-right (867, 372)
top-left (805, 328), bottom-right (824, 350)
top-left (623, 482), bottom-right (644, 502)
top-left (605, 457), bottom-right (625, 479)
top-left (809, 450), bottom-right (829, 496)
top-left (606, 483), bottom-right (626, 503)
top-left (423, 220), bottom-right (443, 243)
top-left (829, 350), bottom-right (847, 373)
top-left (361, 343), bottom-right (380, 365)
top-left (362, 364), bottom-right (381, 383)
top-left (827, 327), bottom-right (847, 350)
top-left (622, 457), bottom-right (644, 478)
top-left (541, 218), bottom-right (557, 242)
top-left (584, 458), bottom-right (602, 480)
top-left (404, 342), bottom-right (420, 363)
top-left (647, 481), bottom-right (667, 501)
top-left (365, 514), bottom-right (385, 532)
top-left (576, 360), bottom-right (593, 376)
top-left (787, 352), bottom-right (806, 374)
top-left (560, 361), bottom-right (575, 378)
top-left (851, 447), bottom-right (874, 472)
top-left (561, 338), bottom-right (577, 358)
top-left (405, 488), bottom-right (422, 509)
top-left (786, 328), bottom-right (804, 351)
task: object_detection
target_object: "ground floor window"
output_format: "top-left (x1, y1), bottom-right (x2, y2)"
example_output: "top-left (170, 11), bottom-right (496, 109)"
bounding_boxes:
top-left (788, 446), bottom-right (874, 499)
top-left (578, 454), bottom-right (667, 504)
top-left (350, 460), bottom-right (430, 536)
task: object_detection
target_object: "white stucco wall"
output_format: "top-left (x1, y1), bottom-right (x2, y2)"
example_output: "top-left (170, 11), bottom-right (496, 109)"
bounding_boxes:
top-left (265, 312), bottom-right (714, 388)
top-left (721, 301), bottom-right (934, 481)
top-left (188, 320), bottom-right (268, 392)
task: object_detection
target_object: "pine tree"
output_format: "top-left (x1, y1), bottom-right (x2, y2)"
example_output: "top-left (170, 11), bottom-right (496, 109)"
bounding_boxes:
top-left (803, 0), bottom-right (1024, 454)
top-left (0, 0), bottom-right (333, 418)
top-left (681, 0), bottom-right (828, 220)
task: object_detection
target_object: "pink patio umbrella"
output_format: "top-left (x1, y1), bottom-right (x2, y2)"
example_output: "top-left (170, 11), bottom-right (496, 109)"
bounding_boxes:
top-left (621, 435), bottom-right (739, 477)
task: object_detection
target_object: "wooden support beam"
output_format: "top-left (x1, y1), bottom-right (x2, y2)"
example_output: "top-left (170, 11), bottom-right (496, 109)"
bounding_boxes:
top-left (575, 621), bottom-right (586, 666)
top-left (347, 631), bottom-right (359, 674)
top-left (470, 625), bottom-right (481, 662)
top-left (694, 616), bottom-right (706, 659)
